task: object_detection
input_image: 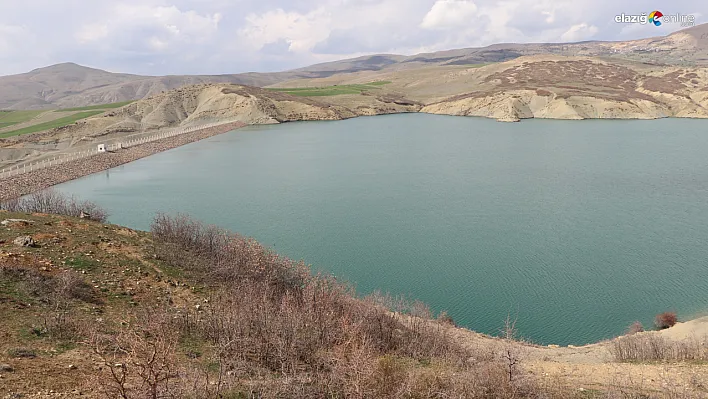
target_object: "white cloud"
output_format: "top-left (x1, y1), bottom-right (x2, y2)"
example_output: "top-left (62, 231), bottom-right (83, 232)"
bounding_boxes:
top-left (73, 4), bottom-right (222, 53)
top-left (421, 0), bottom-right (479, 29)
top-left (239, 8), bottom-right (332, 52)
top-left (0, 0), bottom-right (706, 76)
top-left (0, 24), bottom-right (27, 53)
top-left (75, 24), bottom-right (109, 44)
top-left (560, 23), bottom-right (599, 42)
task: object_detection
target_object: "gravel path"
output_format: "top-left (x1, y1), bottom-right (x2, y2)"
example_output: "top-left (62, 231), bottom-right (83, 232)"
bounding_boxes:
top-left (0, 122), bottom-right (246, 201)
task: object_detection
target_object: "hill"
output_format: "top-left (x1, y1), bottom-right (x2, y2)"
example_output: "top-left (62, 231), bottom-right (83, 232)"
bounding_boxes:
top-left (0, 195), bottom-right (707, 398)
top-left (3, 51), bottom-right (708, 168)
top-left (2, 24), bottom-right (708, 110)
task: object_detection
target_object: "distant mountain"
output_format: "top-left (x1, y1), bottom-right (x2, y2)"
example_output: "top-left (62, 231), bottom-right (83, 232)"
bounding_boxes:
top-left (2, 24), bottom-right (707, 110)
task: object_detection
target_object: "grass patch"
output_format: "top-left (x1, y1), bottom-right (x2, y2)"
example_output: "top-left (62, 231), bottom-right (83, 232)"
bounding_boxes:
top-left (65, 255), bottom-right (99, 273)
top-left (268, 81), bottom-right (391, 97)
top-left (0, 110), bottom-right (103, 138)
top-left (0, 110), bottom-right (44, 127)
top-left (59, 101), bottom-right (134, 112)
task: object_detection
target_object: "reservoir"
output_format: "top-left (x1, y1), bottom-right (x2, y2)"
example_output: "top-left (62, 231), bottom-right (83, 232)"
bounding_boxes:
top-left (55, 113), bottom-right (708, 345)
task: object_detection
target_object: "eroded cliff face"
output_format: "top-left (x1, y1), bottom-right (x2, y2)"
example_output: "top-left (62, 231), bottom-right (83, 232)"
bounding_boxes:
top-left (420, 90), bottom-right (684, 122)
top-left (417, 56), bottom-right (708, 121)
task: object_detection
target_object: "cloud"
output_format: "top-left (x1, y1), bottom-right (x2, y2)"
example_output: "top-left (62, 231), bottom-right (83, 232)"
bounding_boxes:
top-left (421, 0), bottom-right (479, 29)
top-left (0, 0), bottom-right (706, 76)
top-left (0, 24), bottom-right (28, 53)
top-left (239, 8), bottom-right (331, 53)
top-left (560, 23), bottom-right (599, 42)
top-left (74, 5), bottom-right (222, 52)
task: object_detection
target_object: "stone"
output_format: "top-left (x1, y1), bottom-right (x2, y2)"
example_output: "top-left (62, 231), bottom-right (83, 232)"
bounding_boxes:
top-left (0, 363), bottom-right (13, 372)
top-left (1, 219), bottom-right (33, 226)
top-left (13, 236), bottom-right (36, 247)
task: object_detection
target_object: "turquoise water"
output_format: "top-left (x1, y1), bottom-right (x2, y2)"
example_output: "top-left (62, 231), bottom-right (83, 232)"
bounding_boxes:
top-left (55, 114), bottom-right (708, 345)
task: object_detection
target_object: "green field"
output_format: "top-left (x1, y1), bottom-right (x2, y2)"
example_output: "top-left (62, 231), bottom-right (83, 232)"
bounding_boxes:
top-left (0, 110), bottom-right (45, 128)
top-left (0, 111), bottom-right (104, 138)
top-left (269, 81), bottom-right (391, 97)
top-left (59, 101), bottom-right (134, 112)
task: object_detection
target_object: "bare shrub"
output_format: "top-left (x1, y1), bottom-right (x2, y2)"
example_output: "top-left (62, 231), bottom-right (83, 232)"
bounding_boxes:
top-left (0, 261), bottom-right (92, 340)
top-left (626, 321), bottom-right (645, 335)
top-left (0, 189), bottom-right (108, 222)
top-left (500, 314), bottom-right (522, 383)
top-left (43, 272), bottom-right (96, 340)
top-left (611, 333), bottom-right (708, 362)
top-left (91, 310), bottom-right (181, 399)
top-left (655, 312), bottom-right (678, 330)
top-left (437, 311), bottom-right (456, 327)
top-left (142, 214), bottom-right (585, 398)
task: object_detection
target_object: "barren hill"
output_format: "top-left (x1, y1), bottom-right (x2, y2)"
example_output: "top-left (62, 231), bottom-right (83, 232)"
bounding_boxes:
top-left (2, 24), bottom-right (708, 110)
top-left (4, 53), bottom-right (708, 167)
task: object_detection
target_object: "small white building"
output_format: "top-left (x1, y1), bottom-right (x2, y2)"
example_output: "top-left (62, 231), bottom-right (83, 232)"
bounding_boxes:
top-left (97, 144), bottom-right (106, 153)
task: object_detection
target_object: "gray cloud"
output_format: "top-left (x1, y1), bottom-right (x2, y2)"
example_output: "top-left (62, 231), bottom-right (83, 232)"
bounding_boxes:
top-left (0, 0), bottom-right (704, 76)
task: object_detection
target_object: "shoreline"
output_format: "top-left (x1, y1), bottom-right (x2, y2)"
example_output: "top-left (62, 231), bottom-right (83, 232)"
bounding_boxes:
top-left (0, 121), bottom-right (245, 201)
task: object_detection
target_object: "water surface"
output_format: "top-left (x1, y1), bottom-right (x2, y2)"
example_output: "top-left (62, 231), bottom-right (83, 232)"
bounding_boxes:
top-left (56, 114), bottom-right (708, 345)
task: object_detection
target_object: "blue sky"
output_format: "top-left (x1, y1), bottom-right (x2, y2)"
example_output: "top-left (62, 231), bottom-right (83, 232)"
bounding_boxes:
top-left (0, 0), bottom-right (704, 76)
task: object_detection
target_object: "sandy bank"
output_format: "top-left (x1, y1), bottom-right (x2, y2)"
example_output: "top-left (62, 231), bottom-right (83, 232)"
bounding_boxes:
top-left (0, 121), bottom-right (245, 201)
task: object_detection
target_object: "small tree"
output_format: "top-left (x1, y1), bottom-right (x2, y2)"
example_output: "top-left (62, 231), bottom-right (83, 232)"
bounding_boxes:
top-left (501, 314), bottom-right (520, 383)
top-left (655, 312), bottom-right (678, 330)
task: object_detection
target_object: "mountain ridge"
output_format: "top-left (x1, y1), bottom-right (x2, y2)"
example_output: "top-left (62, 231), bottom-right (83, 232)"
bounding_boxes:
top-left (2, 24), bottom-right (708, 110)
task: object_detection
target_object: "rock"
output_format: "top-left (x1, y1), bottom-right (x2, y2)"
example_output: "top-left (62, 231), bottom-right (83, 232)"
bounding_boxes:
top-left (547, 344), bottom-right (560, 349)
top-left (0, 363), bottom-right (13, 372)
top-left (67, 364), bottom-right (77, 370)
top-left (13, 236), bottom-right (36, 247)
top-left (1, 219), bottom-right (33, 226)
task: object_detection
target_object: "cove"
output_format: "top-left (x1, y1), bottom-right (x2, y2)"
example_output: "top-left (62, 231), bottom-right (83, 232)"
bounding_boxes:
top-left (55, 113), bottom-right (708, 346)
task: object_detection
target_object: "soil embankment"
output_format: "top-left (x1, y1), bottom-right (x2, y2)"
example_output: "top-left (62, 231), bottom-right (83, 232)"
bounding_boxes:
top-left (0, 121), bottom-right (245, 201)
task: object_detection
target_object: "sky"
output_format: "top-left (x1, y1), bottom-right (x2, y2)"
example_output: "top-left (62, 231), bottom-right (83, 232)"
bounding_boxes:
top-left (0, 0), bottom-right (704, 76)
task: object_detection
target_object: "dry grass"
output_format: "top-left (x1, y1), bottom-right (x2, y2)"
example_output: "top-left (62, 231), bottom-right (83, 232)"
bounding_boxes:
top-left (612, 333), bottom-right (708, 363)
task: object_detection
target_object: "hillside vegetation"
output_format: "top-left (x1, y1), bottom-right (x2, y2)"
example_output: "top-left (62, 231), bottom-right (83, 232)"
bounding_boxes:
top-left (0, 111), bottom-right (104, 138)
top-left (269, 81), bottom-right (391, 96)
top-left (1, 191), bottom-right (707, 398)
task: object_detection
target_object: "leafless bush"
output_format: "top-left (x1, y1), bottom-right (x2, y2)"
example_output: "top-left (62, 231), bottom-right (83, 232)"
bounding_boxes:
top-left (151, 213), bottom-right (307, 294)
top-left (91, 310), bottom-right (181, 399)
top-left (612, 333), bottom-right (708, 362)
top-left (142, 214), bottom-right (588, 397)
top-left (0, 189), bottom-right (108, 222)
top-left (655, 312), bottom-right (678, 330)
top-left (1, 261), bottom-right (94, 340)
top-left (626, 321), bottom-right (645, 335)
